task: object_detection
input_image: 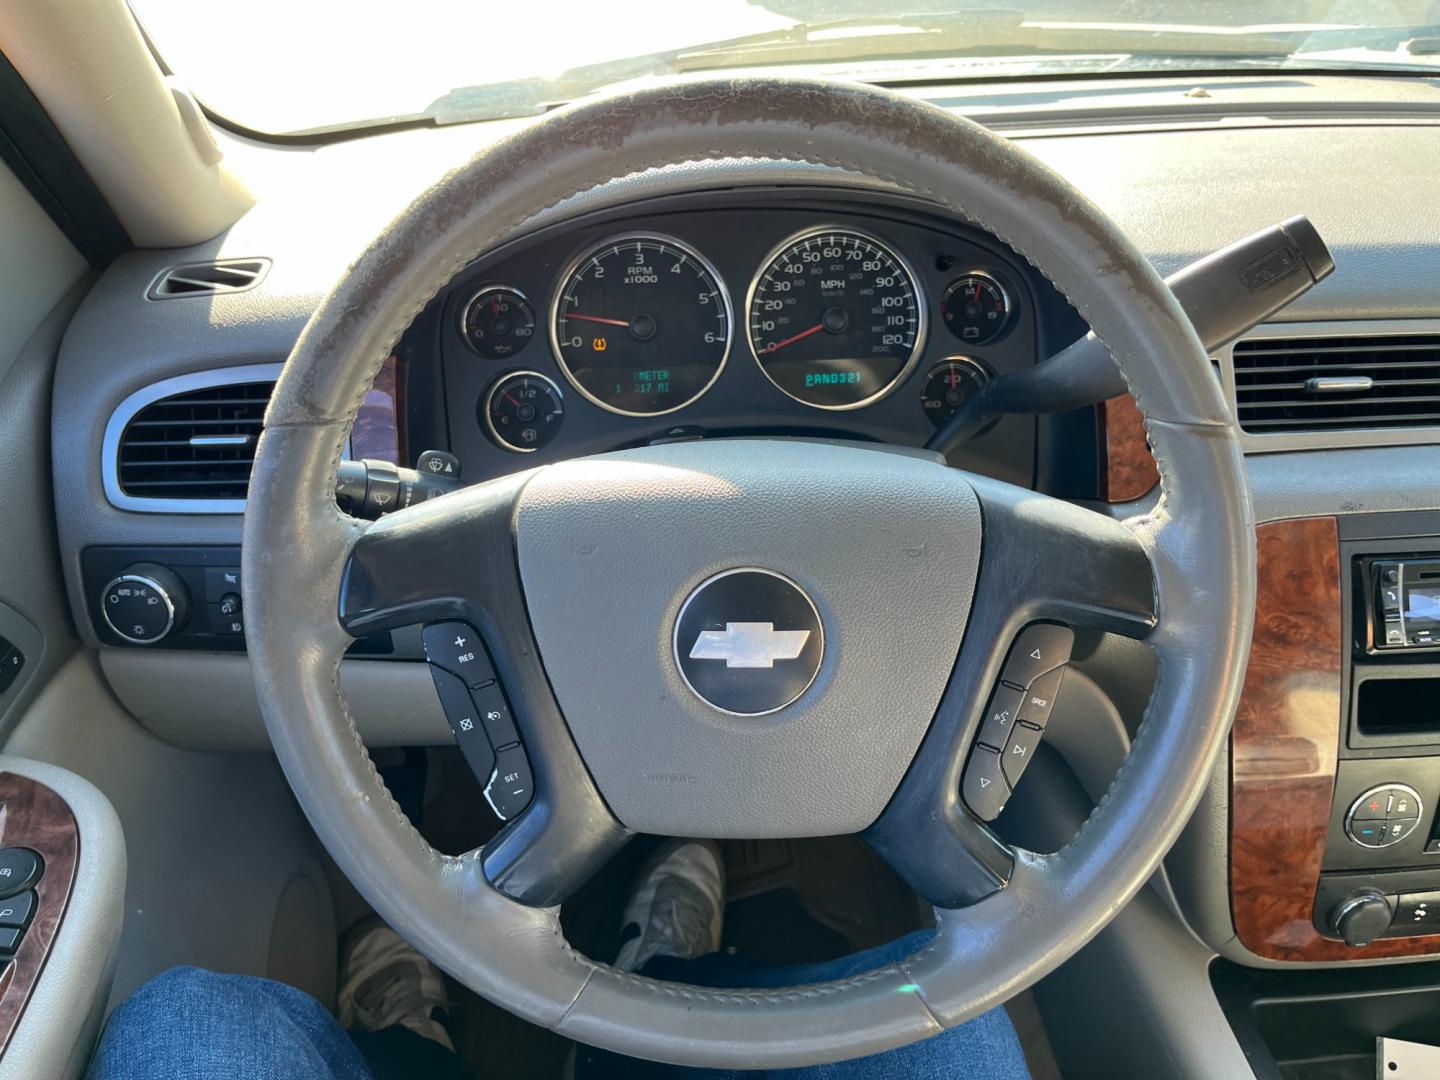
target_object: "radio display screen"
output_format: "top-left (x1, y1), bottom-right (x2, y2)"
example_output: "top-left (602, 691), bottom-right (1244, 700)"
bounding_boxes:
top-left (1406, 584), bottom-right (1440, 632)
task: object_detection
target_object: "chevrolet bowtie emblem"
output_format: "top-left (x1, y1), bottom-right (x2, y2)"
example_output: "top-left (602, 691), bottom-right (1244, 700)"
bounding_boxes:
top-left (689, 622), bottom-right (812, 669)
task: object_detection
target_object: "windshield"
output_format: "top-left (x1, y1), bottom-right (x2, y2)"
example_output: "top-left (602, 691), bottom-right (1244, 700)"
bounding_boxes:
top-left (130, 0), bottom-right (1440, 137)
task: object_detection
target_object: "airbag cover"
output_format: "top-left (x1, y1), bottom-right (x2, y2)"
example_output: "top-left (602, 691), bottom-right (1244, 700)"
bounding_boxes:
top-left (515, 439), bottom-right (981, 836)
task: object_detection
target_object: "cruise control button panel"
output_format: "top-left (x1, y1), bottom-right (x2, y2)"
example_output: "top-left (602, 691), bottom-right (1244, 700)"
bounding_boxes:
top-left (422, 620), bottom-right (534, 821)
top-left (961, 623), bottom-right (1073, 821)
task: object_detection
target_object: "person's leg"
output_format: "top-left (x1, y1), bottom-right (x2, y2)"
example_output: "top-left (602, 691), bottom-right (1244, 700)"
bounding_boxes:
top-left (86, 965), bottom-right (375, 1080)
top-left (89, 924), bottom-right (472, 1080)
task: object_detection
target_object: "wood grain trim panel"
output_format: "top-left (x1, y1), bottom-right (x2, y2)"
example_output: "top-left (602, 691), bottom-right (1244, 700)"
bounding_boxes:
top-left (1097, 394), bottom-right (1159, 503)
top-left (1230, 518), bottom-right (1440, 960)
top-left (0, 773), bottom-right (78, 1055)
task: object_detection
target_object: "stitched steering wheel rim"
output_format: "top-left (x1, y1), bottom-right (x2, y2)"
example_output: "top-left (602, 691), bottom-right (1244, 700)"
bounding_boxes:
top-left (243, 78), bottom-right (1255, 1068)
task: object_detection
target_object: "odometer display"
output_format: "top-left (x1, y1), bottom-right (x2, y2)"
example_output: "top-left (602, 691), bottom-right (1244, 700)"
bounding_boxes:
top-left (747, 227), bottom-right (924, 409)
top-left (551, 234), bottom-right (731, 416)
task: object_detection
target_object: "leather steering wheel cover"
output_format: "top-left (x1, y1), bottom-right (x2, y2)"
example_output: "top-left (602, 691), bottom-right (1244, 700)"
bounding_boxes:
top-left (242, 78), bottom-right (1255, 1067)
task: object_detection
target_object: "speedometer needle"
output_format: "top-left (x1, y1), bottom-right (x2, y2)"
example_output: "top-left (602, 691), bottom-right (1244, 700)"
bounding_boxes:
top-left (763, 323), bottom-right (824, 353)
top-left (566, 313), bottom-right (631, 328)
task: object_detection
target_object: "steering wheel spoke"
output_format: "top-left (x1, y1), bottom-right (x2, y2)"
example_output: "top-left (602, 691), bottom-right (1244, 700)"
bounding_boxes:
top-left (866, 477), bottom-right (1156, 907)
top-left (339, 471), bottom-right (630, 907)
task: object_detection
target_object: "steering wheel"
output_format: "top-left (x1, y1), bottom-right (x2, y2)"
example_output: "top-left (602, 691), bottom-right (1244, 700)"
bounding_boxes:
top-left (242, 79), bottom-right (1254, 1068)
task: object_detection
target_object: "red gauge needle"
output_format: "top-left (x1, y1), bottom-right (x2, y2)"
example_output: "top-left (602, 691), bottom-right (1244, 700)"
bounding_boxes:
top-left (566, 313), bottom-right (631, 328)
top-left (763, 323), bottom-right (824, 353)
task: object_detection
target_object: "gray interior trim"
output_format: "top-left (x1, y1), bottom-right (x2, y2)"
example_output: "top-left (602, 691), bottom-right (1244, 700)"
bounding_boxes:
top-left (98, 650), bottom-right (450, 752)
top-left (1036, 878), bottom-right (1254, 1078)
top-left (0, 755), bottom-right (125, 1080)
top-left (3, 653), bottom-right (337, 1010)
top-left (0, 606), bottom-right (43, 730)
top-left (0, 281), bottom-right (88, 740)
top-left (100, 362), bottom-right (282, 514)
top-left (0, 0), bottom-right (252, 247)
top-left (1218, 319), bottom-right (1440, 454)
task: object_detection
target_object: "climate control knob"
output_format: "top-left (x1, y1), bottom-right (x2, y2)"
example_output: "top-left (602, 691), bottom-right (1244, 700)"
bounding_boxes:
top-left (1328, 890), bottom-right (1394, 948)
top-left (99, 563), bottom-right (190, 645)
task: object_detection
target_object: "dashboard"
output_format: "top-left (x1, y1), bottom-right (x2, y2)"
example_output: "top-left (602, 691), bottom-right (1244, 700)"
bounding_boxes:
top-left (399, 189), bottom-right (1085, 491)
top-left (30, 76), bottom-right (1440, 1001)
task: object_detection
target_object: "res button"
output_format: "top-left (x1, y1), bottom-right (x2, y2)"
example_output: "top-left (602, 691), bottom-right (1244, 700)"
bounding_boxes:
top-left (422, 622), bottom-right (496, 689)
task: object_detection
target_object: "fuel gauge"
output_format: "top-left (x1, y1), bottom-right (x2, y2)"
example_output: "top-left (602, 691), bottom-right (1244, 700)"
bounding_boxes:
top-left (483, 371), bottom-right (564, 452)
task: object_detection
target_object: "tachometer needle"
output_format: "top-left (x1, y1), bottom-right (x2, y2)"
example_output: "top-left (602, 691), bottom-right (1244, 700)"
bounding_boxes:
top-left (566, 313), bottom-right (631, 328)
top-left (763, 323), bottom-right (824, 353)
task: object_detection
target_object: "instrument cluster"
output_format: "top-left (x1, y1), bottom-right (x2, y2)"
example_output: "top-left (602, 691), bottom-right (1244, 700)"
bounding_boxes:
top-left (424, 190), bottom-right (1054, 479)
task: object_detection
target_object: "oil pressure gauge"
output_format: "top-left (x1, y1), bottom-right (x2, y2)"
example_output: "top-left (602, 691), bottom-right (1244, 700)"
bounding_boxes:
top-left (462, 286), bottom-right (536, 359)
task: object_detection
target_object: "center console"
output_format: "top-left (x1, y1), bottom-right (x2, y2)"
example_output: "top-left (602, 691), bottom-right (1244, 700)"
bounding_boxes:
top-left (1232, 510), bottom-right (1440, 961)
top-left (0, 757), bottom-right (123, 1079)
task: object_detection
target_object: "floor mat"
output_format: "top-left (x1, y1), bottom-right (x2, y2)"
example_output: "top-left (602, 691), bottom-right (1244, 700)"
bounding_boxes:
top-left (722, 836), bottom-right (930, 959)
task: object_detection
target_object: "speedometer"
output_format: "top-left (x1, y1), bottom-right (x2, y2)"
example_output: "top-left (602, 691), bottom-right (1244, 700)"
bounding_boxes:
top-left (551, 233), bottom-right (731, 416)
top-left (747, 226), bottom-right (925, 409)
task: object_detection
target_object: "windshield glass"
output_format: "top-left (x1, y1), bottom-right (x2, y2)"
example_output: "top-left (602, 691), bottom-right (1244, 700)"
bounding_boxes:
top-left (130, 0), bottom-right (1440, 137)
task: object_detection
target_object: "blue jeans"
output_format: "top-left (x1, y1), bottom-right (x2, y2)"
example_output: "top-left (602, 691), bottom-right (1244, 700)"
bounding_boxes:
top-left (88, 931), bottom-right (1030, 1080)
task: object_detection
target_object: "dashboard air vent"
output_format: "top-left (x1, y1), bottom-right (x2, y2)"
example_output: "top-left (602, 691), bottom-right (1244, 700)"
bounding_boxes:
top-left (116, 380), bottom-right (273, 501)
top-left (1232, 334), bottom-right (1440, 434)
top-left (147, 258), bottom-right (270, 299)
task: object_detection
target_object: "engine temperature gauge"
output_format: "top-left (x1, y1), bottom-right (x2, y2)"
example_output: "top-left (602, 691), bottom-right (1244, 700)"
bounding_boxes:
top-left (940, 272), bottom-right (1012, 346)
top-left (921, 358), bottom-right (992, 428)
top-left (483, 371), bottom-right (564, 452)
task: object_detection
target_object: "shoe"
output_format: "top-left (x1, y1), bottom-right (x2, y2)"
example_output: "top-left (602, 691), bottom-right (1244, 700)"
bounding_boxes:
top-left (337, 917), bottom-right (455, 1051)
top-left (614, 839), bottom-right (726, 973)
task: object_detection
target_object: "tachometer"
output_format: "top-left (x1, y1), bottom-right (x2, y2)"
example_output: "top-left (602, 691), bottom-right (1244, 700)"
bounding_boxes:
top-left (551, 233), bottom-right (731, 416)
top-left (747, 226), bottom-right (925, 409)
